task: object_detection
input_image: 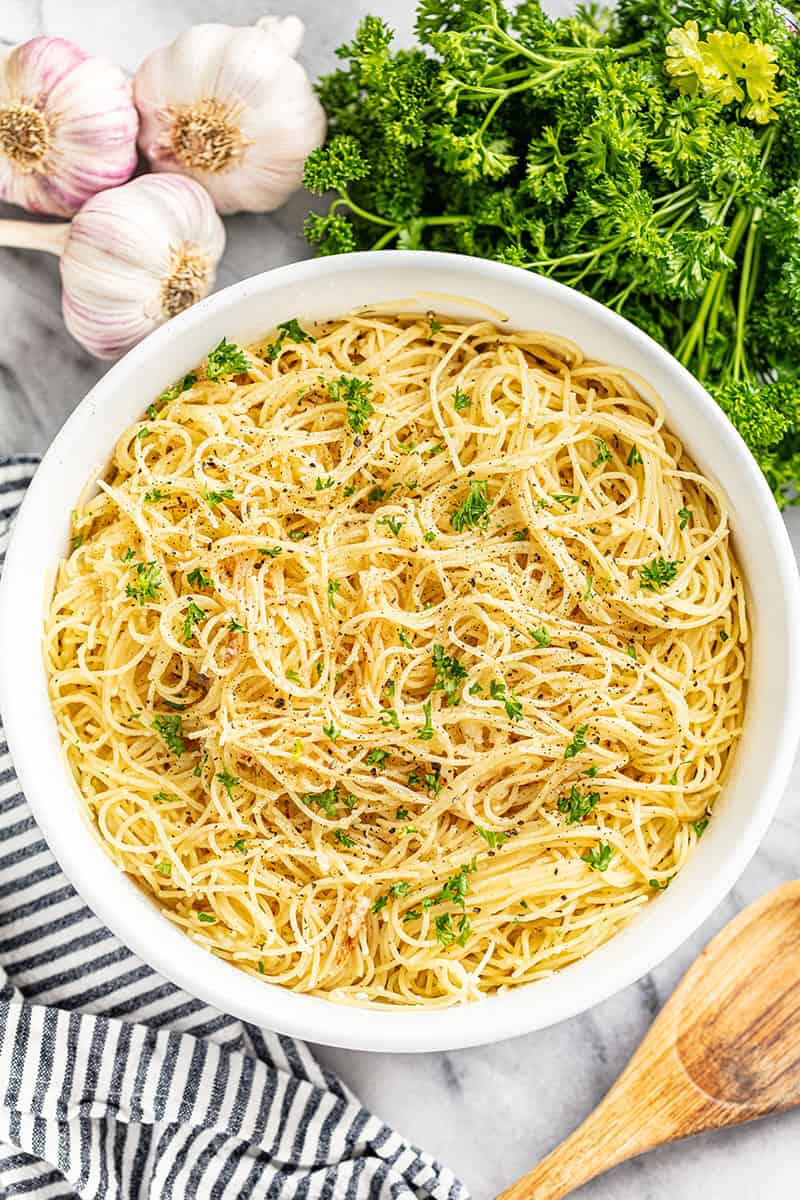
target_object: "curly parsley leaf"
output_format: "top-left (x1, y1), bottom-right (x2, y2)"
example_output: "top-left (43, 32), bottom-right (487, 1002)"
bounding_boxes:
top-left (206, 338), bottom-right (250, 381)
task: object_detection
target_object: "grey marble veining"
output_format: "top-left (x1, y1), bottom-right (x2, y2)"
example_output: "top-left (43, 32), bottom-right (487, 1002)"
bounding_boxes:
top-left (2, 2), bottom-right (800, 1197)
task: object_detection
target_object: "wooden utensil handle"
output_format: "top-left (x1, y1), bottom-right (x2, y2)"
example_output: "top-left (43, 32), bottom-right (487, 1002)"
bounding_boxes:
top-left (497, 1102), bottom-right (636, 1200)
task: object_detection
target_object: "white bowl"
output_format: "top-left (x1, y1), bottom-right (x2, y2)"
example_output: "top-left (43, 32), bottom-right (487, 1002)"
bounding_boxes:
top-left (2, 251), bottom-right (799, 1052)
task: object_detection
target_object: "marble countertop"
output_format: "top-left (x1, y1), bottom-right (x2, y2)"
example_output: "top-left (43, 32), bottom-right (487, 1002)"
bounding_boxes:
top-left (2, 2), bottom-right (800, 1196)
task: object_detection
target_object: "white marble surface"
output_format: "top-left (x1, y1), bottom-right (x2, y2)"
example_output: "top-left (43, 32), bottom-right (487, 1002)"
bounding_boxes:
top-left (2, 2), bottom-right (800, 1197)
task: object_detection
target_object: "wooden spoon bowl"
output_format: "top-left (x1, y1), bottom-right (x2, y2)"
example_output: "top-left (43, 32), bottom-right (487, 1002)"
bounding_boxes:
top-left (499, 882), bottom-right (800, 1199)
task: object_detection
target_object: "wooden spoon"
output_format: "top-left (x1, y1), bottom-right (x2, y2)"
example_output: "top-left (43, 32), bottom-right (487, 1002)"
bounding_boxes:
top-left (499, 881), bottom-right (800, 1200)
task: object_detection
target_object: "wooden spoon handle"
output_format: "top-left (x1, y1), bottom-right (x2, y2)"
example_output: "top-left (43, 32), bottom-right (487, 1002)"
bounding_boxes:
top-left (497, 1053), bottom-right (712, 1200)
top-left (499, 882), bottom-right (800, 1200)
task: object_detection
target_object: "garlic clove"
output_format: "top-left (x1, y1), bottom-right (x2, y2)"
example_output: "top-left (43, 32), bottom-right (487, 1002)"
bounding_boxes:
top-left (60, 174), bottom-right (225, 360)
top-left (133, 15), bottom-right (326, 216)
top-left (0, 36), bottom-right (138, 217)
top-left (255, 15), bottom-right (305, 59)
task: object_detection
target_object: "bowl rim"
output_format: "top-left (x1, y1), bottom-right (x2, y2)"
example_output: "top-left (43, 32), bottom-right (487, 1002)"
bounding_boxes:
top-left (2, 249), bottom-right (799, 1053)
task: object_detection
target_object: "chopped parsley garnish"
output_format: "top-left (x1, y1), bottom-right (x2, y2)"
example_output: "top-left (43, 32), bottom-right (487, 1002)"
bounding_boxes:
top-left (122, 547), bottom-right (136, 562)
top-left (233, 839), bottom-right (246, 852)
top-left (303, 785), bottom-right (346, 816)
top-left (398, 630), bottom-right (413, 648)
top-left (425, 770), bottom-right (444, 794)
top-left (153, 790), bottom-right (176, 804)
top-left (155, 862), bottom-right (171, 876)
top-left (468, 682), bottom-right (483, 696)
top-left (145, 372), bottom-right (195, 419)
top-left (593, 439), bottom-right (612, 466)
top-left (435, 912), bottom-right (471, 947)
top-left (216, 770), bottom-right (239, 799)
top-left (377, 515), bottom-right (403, 535)
top-left (552, 493), bottom-right (579, 505)
top-left (582, 842), bottom-right (614, 872)
top-left (125, 561), bottom-right (162, 605)
top-left (477, 827), bottom-right (507, 850)
top-left (187, 567), bottom-right (212, 590)
top-left (372, 880), bottom-right (411, 914)
top-left (557, 785), bottom-right (600, 825)
top-left (626, 643), bottom-right (637, 660)
top-left (583, 574), bottom-right (594, 600)
top-left (258, 546), bottom-right (282, 558)
top-left (451, 479), bottom-right (491, 532)
top-left (512, 527), bottom-right (529, 542)
top-left (322, 720), bottom-right (339, 742)
top-left (692, 818), bottom-right (709, 837)
top-left (489, 679), bottom-right (522, 721)
top-left (328, 374), bottom-right (374, 434)
top-left (381, 707), bottom-right (399, 729)
top-left (144, 487), bottom-right (167, 503)
top-left (453, 387), bottom-right (470, 412)
top-left (396, 807), bottom-right (410, 820)
top-left (564, 724), bottom-right (588, 759)
top-left (366, 748), bottom-right (390, 768)
top-left (344, 483), bottom-right (356, 497)
top-left (334, 828), bottom-right (355, 848)
top-left (719, 630), bottom-right (729, 642)
top-left (197, 912), bottom-right (217, 924)
top-left (203, 487), bottom-right (234, 510)
top-left (182, 601), bottom-right (207, 642)
top-left (627, 445), bottom-right (642, 467)
top-left (152, 714), bottom-right (185, 756)
top-left (639, 556), bottom-right (681, 592)
top-left (432, 644), bottom-right (467, 706)
top-left (206, 337), bottom-right (250, 380)
top-left (417, 699), bottom-right (434, 740)
top-left (137, 427), bottom-right (150, 440)
top-left (265, 318), bottom-right (315, 362)
top-left (315, 476), bottom-right (335, 491)
top-left (429, 315), bottom-right (442, 334)
top-left (423, 531), bottom-right (437, 543)
top-left (678, 507), bottom-right (692, 530)
top-left (425, 859), bottom-right (477, 910)
top-left (327, 579), bottom-right (341, 609)
top-left (649, 877), bottom-right (671, 890)
top-left (288, 529), bottom-right (308, 542)
top-left (70, 533), bottom-right (84, 552)
top-left (585, 765), bottom-right (599, 778)
top-left (287, 669), bottom-right (301, 683)
top-left (228, 618), bottom-right (247, 634)
top-left (402, 908), bottom-right (422, 923)
top-left (529, 626), bottom-right (551, 647)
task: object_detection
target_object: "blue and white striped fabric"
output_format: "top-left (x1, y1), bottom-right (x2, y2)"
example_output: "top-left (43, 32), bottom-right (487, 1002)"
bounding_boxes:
top-left (0, 457), bottom-right (469, 1200)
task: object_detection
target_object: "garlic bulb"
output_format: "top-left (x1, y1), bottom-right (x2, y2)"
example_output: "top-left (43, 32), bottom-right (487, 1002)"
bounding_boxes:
top-left (133, 14), bottom-right (326, 215)
top-left (0, 36), bottom-right (138, 217)
top-left (0, 175), bottom-right (225, 359)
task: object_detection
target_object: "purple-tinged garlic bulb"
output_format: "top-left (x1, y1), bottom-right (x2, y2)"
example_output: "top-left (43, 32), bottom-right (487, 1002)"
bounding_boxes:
top-left (0, 36), bottom-right (138, 217)
top-left (0, 174), bottom-right (225, 359)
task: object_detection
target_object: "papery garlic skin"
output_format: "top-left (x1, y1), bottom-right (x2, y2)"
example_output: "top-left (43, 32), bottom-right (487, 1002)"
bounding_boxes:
top-left (0, 36), bottom-right (138, 217)
top-left (61, 174), bottom-right (226, 359)
top-left (134, 15), bottom-right (326, 215)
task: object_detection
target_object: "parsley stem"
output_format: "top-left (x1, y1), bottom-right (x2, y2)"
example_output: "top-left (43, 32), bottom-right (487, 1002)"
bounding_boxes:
top-left (336, 190), bottom-right (396, 228)
top-left (733, 207), bottom-right (762, 383)
top-left (676, 205), bottom-right (751, 371)
top-left (370, 226), bottom-right (400, 250)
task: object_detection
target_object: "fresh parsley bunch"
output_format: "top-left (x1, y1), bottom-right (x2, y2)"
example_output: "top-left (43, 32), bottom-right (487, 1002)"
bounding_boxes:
top-left (304, 0), bottom-right (800, 505)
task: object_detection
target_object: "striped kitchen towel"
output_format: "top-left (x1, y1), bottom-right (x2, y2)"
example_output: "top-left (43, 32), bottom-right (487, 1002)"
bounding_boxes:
top-left (0, 456), bottom-right (469, 1200)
